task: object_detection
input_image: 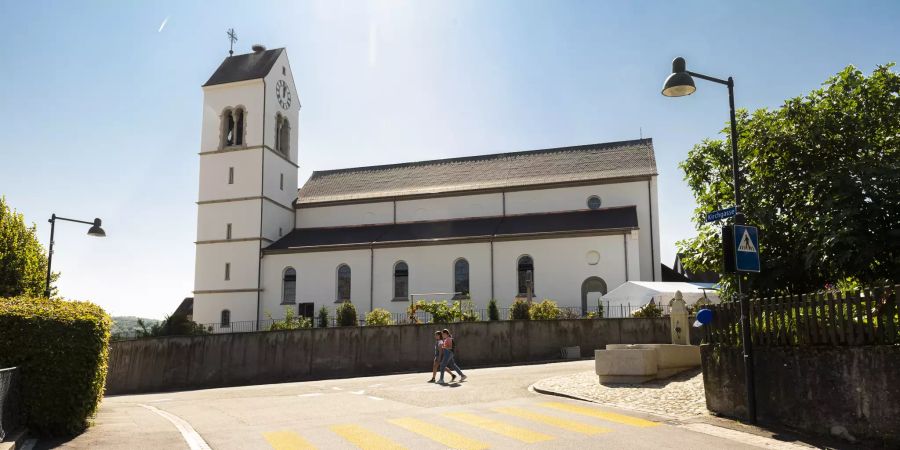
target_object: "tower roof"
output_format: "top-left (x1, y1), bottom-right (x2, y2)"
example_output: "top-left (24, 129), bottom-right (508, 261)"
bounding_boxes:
top-left (203, 48), bottom-right (284, 87)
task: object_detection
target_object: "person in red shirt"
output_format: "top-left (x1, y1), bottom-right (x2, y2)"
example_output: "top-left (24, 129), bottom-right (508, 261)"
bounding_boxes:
top-left (429, 330), bottom-right (456, 383)
top-left (438, 329), bottom-right (466, 385)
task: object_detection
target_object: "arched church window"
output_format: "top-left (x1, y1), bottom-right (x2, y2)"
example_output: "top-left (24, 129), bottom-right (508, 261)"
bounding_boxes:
top-left (275, 114), bottom-right (290, 156)
top-left (453, 258), bottom-right (469, 298)
top-left (394, 261), bottom-right (409, 299)
top-left (517, 255), bottom-right (534, 296)
top-left (221, 106), bottom-right (246, 148)
top-left (282, 267), bottom-right (297, 304)
top-left (221, 309), bottom-right (231, 328)
top-left (336, 264), bottom-right (351, 302)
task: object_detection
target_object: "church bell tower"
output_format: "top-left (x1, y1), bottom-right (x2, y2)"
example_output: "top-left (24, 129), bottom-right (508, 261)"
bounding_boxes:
top-left (192, 45), bottom-right (300, 327)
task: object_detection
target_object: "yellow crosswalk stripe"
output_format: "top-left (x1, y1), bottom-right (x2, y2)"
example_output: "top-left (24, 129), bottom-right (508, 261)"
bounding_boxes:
top-left (388, 417), bottom-right (489, 450)
top-left (539, 402), bottom-right (659, 428)
top-left (492, 406), bottom-right (611, 435)
top-left (445, 412), bottom-right (554, 443)
top-left (330, 424), bottom-right (406, 450)
top-left (263, 430), bottom-right (317, 450)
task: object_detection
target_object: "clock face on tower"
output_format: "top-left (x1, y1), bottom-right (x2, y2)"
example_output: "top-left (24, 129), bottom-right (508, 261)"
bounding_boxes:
top-left (276, 80), bottom-right (291, 110)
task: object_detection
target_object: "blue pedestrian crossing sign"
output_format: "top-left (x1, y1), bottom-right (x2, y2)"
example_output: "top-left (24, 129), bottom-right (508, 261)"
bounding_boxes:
top-left (733, 225), bottom-right (760, 272)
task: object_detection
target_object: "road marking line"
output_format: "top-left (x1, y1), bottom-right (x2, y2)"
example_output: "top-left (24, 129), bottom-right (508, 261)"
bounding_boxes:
top-left (139, 404), bottom-right (212, 450)
top-left (444, 412), bottom-right (554, 443)
top-left (539, 402), bottom-right (659, 428)
top-left (298, 393), bottom-right (324, 397)
top-left (148, 398), bottom-right (173, 403)
top-left (350, 390), bottom-right (366, 395)
top-left (330, 424), bottom-right (407, 450)
top-left (263, 430), bottom-right (317, 450)
top-left (332, 387), bottom-right (343, 391)
top-left (388, 417), bottom-right (488, 450)
top-left (367, 396), bottom-right (384, 401)
top-left (369, 383), bottom-right (384, 388)
top-left (493, 407), bottom-right (611, 435)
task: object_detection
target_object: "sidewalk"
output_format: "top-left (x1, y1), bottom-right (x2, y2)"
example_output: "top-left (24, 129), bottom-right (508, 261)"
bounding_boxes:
top-left (531, 368), bottom-right (707, 420)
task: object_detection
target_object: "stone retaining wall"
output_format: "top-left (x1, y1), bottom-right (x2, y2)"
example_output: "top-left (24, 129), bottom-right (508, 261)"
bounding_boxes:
top-left (107, 318), bottom-right (671, 395)
top-left (701, 344), bottom-right (900, 445)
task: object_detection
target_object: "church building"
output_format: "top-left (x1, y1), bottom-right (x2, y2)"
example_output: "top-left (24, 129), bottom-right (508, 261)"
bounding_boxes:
top-left (192, 46), bottom-right (661, 327)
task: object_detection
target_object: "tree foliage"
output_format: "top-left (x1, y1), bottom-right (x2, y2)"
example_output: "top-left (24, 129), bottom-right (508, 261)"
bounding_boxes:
top-left (529, 299), bottom-right (561, 320)
top-left (678, 64), bottom-right (900, 296)
top-left (365, 308), bottom-right (394, 326)
top-left (0, 196), bottom-right (57, 297)
top-left (336, 302), bottom-right (358, 326)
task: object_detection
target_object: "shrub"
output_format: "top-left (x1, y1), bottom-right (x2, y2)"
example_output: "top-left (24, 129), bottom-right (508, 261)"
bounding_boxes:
top-left (134, 314), bottom-right (205, 338)
top-left (413, 300), bottom-right (478, 323)
top-left (267, 307), bottom-right (312, 331)
top-left (529, 299), bottom-right (561, 320)
top-left (510, 298), bottom-right (530, 320)
top-left (487, 299), bottom-right (500, 321)
top-left (597, 298), bottom-right (605, 318)
top-left (317, 306), bottom-right (330, 328)
top-left (365, 308), bottom-right (394, 326)
top-left (336, 302), bottom-right (358, 326)
top-left (0, 296), bottom-right (111, 436)
top-left (406, 302), bottom-right (420, 324)
top-left (559, 308), bottom-right (581, 319)
top-left (633, 301), bottom-right (663, 318)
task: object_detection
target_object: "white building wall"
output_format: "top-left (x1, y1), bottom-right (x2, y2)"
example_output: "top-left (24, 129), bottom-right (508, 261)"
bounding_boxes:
top-left (296, 202), bottom-right (394, 228)
top-left (262, 51), bottom-right (301, 162)
top-left (492, 234), bottom-right (630, 308)
top-left (263, 151), bottom-right (299, 208)
top-left (504, 180), bottom-right (658, 281)
top-left (194, 240), bottom-right (260, 292)
top-left (197, 150), bottom-right (263, 202)
top-left (200, 80), bottom-right (264, 152)
top-left (196, 201), bottom-right (261, 242)
top-left (395, 193), bottom-right (503, 222)
top-left (258, 232), bottom-right (638, 321)
top-left (260, 249), bottom-right (372, 320)
top-left (261, 201), bottom-right (294, 244)
top-left (193, 292), bottom-right (258, 327)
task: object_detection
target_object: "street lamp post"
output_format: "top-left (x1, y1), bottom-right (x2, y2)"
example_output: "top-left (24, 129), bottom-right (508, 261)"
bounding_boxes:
top-left (45, 214), bottom-right (106, 298)
top-left (661, 57), bottom-right (757, 423)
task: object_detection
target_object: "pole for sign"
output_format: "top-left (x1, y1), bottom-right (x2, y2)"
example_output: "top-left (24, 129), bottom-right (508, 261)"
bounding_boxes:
top-left (728, 78), bottom-right (757, 424)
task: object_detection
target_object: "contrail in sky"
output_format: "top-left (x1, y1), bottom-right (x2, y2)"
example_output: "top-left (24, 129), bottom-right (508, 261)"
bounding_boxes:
top-left (158, 16), bottom-right (169, 33)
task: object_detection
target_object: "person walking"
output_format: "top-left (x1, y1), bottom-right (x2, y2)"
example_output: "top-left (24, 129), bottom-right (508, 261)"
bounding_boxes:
top-left (429, 330), bottom-right (455, 383)
top-left (438, 328), bottom-right (466, 385)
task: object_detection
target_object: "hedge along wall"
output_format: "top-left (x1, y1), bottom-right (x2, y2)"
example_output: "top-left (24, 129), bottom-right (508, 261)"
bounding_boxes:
top-left (0, 296), bottom-right (112, 436)
top-left (107, 317), bottom-right (676, 395)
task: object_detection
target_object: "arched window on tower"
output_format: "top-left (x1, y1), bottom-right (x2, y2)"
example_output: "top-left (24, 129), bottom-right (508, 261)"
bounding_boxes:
top-left (454, 258), bottom-right (470, 299)
top-left (278, 118), bottom-right (291, 156)
top-left (393, 261), bottom-right (409, 300)
top-left (517, 255), bottom-right (534, 297)
top-left (221, 106), bottom-right (245, 148)
top-left (336, 264), bottom-right (351, 302)
top-left (282, 267), bottom-right (297, 304)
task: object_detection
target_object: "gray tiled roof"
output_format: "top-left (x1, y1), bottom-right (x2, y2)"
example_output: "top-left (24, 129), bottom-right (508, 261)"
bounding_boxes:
top-left (203, 48), bottom-right (284, 87)
top-left (297, 139), bottom-right (657, 205)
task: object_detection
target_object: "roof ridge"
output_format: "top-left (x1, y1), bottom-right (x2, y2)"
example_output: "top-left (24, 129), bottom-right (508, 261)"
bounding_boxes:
top-left (309, 138), bottom-right (653, 176)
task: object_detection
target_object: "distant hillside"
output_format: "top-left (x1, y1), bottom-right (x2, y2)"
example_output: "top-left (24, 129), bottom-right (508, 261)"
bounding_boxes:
top-left (111, 316), bottom-right (160, 335)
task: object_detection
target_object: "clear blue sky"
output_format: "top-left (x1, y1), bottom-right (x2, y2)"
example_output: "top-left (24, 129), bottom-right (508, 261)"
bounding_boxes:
top-left (1, 1), bottom-right (897, 319)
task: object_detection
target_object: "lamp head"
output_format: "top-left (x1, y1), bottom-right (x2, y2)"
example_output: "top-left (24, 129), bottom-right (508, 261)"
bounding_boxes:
top-left (661, 57), bottom-right (696, 97)
top-left (87, 218), bottom-right (106, 237)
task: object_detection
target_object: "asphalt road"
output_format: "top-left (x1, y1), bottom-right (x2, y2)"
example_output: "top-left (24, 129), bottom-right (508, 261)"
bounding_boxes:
top-left (46, 360), bottom-right (809, 449)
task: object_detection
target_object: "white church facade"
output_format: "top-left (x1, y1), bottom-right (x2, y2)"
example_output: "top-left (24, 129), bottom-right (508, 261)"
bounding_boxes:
top-left (192, 47), bottom-right (661, 327)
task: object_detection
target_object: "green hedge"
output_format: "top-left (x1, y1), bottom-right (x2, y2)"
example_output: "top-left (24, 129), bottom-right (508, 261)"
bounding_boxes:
top-left (0, 296), bottom-right (111, 436)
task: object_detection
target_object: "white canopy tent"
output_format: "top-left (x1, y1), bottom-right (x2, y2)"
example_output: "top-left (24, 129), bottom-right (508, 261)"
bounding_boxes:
top-left (602, 281), bottom-right (719, 311)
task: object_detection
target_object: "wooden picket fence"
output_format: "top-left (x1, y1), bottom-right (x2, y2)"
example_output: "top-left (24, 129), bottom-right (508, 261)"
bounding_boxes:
top-left (706, 284), bottom-right (900, 346)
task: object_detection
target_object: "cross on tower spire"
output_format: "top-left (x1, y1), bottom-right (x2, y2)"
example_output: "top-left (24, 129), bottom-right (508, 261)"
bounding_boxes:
top-left (226, 28), bottom-right (238, 56)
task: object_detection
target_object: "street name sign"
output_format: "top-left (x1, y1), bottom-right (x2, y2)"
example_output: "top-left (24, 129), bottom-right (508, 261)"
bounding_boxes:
top-left (734, 225), bottom-right (760, 272)
top-left (706, 206), bottom-right (737, 223)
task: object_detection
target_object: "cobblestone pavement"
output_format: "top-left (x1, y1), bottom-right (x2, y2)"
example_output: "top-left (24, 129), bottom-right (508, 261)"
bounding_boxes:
top-left (532, 368), bottom-right (709, 420)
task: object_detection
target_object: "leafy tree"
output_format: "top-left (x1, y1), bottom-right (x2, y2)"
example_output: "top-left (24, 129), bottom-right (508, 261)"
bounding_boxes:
top-left (137, 314), bottom-right (206, 337)
top-left (632, 301), bottom-right (663, 318)
top-left (678, 64), bottom-right (900, 296)
top-left (336, 302), bottom-right (358, 326)
top-left (365, 308), bottom-right (394, 326)
top-left (487, 299), bottom-right (500, 321)
top-left (317, 305), bottom-right (330, 328)
top-left (0, 196), bottom-right (57, 297)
